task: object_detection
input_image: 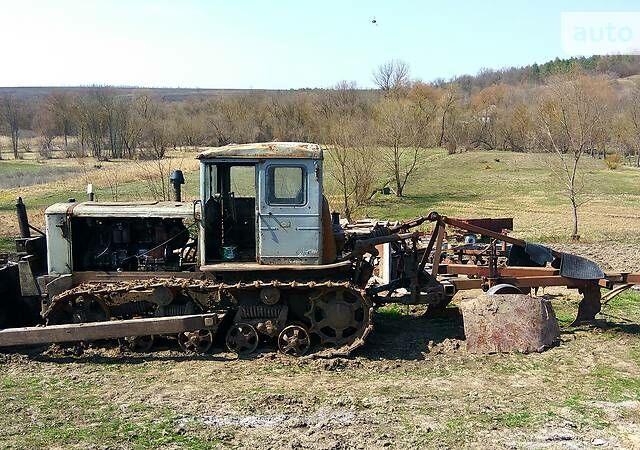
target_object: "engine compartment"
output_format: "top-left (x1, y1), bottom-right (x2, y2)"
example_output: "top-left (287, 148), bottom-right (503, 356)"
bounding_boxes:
top-left (71, 217), bottom-right (190, 272)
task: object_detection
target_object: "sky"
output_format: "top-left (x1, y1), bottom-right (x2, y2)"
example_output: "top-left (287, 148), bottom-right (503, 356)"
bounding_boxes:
top-left (0, 0), bottom-right (639, 89)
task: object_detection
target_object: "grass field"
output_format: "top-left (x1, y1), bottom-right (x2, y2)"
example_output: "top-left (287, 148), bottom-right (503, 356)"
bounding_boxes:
top-left (0, 147), bottom-right (639, 449)
top-left (357, 150), bottom-right (640, 243)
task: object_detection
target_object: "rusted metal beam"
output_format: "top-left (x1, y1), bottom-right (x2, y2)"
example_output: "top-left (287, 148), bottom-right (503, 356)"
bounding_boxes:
top-left (495, 276), bottom-right (592, 288)
top-left (0, 313), bottom-right (223, 348)
top-left (624, 273), bottom-right (640, 284)
top-left (444, 274), bottom-right (592, 291)
top-left (431, 224), bottom-right (445, 279)
top-left (72, 271), bottom-right (207, 284)
top-left (454, 217), bottom-right (513, 233)
top-left (439, 264), bottom-right (561, 277)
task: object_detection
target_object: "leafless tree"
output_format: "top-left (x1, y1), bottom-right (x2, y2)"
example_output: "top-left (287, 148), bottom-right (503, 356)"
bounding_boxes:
top-left (622, 81), bottom-right (640, 166)
top-left (374, 95), bottom-right (434, 197)
top-left (372, 60), bottom-right (410, 95)
top-left (536, 72), bottom-right (612, 240)
top-left (437, 86), bottom-right (459, 147)
top-left (0, 95), bottom-right (27, 159)
top-left (32, 101), bottom-right (57, 158)
top-left (46, 91), bottom-right (76, 150)
top-left (327, 116), bottom-right (376, 220)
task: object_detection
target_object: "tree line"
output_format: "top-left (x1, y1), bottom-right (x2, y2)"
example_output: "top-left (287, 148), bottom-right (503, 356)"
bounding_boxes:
top-left (1, 57), bottom-right (640, 237)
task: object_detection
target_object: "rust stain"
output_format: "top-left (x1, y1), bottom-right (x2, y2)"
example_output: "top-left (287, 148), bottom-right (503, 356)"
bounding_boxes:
top-left (197, 142), bottom-right (322, 160)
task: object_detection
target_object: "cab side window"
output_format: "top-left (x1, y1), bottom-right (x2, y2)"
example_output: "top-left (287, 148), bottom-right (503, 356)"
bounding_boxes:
top-left (267, 166), bottom-right (305, 205)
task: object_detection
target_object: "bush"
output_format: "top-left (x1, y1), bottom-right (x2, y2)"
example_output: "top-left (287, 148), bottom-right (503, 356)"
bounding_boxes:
top-left (605, 153), bottom-right (621, 170)
top-left (446, 141), bottom-right (456, 155)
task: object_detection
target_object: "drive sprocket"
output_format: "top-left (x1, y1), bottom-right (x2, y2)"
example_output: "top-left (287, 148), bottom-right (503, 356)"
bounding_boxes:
top-left (305, 285), bottom-right (373, 349)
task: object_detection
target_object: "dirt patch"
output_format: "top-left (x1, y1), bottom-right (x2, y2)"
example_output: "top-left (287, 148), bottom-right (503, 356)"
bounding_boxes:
top-left (555, 242), bottom-right (640, 272)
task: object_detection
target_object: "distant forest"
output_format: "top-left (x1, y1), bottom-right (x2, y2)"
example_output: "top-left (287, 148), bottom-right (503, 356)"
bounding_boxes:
top-left (1, 54), bottom-right (640, 167)
top-left (438, 54), bottom-right (640, 93)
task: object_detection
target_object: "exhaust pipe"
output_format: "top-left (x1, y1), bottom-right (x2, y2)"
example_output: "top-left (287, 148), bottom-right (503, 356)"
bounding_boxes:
top-left (16, 197), bottom-right (30, 238)
top-left (169, 170), bottom-right (185, 202)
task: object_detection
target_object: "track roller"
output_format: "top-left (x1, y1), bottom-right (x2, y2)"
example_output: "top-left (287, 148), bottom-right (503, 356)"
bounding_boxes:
top-left (178, 329), bottom-right (214, 353)
top-left (278, 324), bottom-right (311, 357)
top-left (121, 335), bottom-right (155, 353)
top-left (225, 323), bottom-right (259, 355)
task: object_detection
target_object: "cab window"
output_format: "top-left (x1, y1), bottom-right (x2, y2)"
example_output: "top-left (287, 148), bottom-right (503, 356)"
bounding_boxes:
top-left (267, 166), bottom-right (305, 205)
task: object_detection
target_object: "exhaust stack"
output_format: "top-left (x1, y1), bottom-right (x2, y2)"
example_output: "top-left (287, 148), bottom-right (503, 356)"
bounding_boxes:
top-left (16, 197), bottom-right (30, 238)
top-left (169, 170), bottom-right (185, 202)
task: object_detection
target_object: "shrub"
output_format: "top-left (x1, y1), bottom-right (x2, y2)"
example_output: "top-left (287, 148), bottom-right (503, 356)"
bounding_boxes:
top-left (605, 153), bottom-right (621, 170)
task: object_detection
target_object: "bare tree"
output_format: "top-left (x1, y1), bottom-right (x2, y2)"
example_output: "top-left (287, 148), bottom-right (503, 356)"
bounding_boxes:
top-left (374, 96), bottom-right (434, 197)
top-left (46, 91), bottom-right (76, 150)
top-left (372, 60), bottom-right (410, 95)
top-left (537, 72), bottom-right (612, 240)
top-left (437, 86), bottom-right (458, 147)
top-left (327, 116), bottom-right (376, 220)
top-left (0, 95), bottom-right (27, 159)
top-left (624, 81), bottom-right (640, 166)
top-left (32, 101), bottom-right (57, 158)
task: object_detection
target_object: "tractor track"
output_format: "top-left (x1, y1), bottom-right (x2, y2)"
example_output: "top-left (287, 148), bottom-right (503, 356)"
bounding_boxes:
top-left (44, 277), bottom-right (374, 356)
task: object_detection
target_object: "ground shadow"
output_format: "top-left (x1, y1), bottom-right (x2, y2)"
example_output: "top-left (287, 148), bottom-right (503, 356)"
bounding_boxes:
top-left (29, 349), bottom-right (234, 365)
top-left (587, 315), bottom-right (640, 335)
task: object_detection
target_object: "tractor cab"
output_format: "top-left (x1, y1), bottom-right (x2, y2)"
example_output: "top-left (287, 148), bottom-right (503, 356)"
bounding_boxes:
top-left (197, 142), bottom-right (326, 266)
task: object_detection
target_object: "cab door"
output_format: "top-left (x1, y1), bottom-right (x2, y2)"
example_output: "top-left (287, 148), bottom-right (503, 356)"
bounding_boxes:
top-left (257, 159), bottom-right (322, 265)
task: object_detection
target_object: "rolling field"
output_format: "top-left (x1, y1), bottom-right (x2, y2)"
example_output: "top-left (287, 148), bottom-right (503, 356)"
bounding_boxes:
top-left (0, 147), bottom-right (639, 449)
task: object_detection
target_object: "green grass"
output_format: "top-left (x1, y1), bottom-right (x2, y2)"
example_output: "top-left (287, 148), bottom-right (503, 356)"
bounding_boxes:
top-left (0, 237), bottom-right (13, 253)
top-left (0, 160), bottom-right (48, 175)
top-left (376, 304), bottom-right (407, 318)
top-left (0, 373), bottom-right (220, 449)
top-left (2, 148), bottom-right (640, 243)
top-left (493, 410), bottom-right (537, 428)
top-left (0, 168), bottom-right (201, 212)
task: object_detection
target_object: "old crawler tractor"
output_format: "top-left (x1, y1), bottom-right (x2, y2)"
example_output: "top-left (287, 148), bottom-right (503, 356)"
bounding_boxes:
top-left (0, 142), bottom-right (638, 356)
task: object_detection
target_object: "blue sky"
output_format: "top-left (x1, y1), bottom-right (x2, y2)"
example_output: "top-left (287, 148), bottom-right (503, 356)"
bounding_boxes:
top-left (1, 0), bottom-right (639, 88)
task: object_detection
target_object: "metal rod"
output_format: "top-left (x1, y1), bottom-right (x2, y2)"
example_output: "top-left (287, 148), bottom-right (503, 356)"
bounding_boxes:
top-left (431, 223), bottom-right (445, 279)
top-left (417, 221), bottom-right (440, 274)
top-left (15, 197), bottom-right (30, 238)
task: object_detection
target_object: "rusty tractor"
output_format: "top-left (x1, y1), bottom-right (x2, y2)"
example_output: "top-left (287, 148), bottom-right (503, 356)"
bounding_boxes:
top-left (0, 142), bottom-right (637, 356)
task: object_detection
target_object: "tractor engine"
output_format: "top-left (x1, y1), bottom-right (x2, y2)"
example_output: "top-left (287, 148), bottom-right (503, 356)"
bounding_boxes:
top-left (72, 217), bottom-right (189, 272)
top-left (44, 200), bottom-right (195, 275)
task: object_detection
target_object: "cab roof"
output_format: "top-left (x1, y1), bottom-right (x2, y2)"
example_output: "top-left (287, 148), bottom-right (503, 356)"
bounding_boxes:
top-left (197, 142), bottom-right (323, 160)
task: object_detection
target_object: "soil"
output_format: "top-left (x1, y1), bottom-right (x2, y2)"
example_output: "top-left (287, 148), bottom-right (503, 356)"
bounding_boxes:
top-left (554, 242), bottom-right (640, 273)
